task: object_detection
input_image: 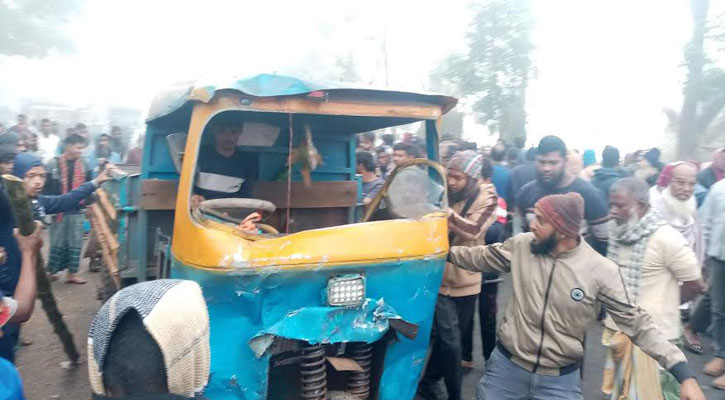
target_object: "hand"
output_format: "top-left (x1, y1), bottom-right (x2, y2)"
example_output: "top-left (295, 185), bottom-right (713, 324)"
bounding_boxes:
top-left (190, 194), bottom-right (205, 209)
top-left (363, 197), bottom-right (372, 206)
top-left (95, 164), bottom-right (120, 185)
top-left (680, 378), bottom-right (705, 400)
top-left (14, 222), bottom-right (42, 254)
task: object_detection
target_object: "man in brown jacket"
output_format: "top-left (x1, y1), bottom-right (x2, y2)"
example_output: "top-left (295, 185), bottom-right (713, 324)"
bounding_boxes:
top-left (448, 192), bottom-right (704, 400)
top-left (418, 150), bottom-right (498, 400)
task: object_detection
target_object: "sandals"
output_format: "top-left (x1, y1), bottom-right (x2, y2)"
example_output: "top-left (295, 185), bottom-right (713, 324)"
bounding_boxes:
top-left (65, 275), bottom-right (87, 285)
top-left (683, 328), bottom-right (704, 354)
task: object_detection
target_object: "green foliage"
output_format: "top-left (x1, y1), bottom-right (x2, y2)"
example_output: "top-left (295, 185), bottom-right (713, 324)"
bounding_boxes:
top-left (0, 0), bottom-right (83, 57)
top-left (431, 0), bottom-right (533, 142)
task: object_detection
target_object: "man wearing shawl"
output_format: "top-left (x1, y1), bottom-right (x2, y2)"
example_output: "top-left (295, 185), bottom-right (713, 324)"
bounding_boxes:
top-left (44, 134), bottom-right (92, 284)
top-left (418, 150), bottom-right (498, 400)
top-left (602, 178), bottom-right (703, 400)
top-left (648, 162), bottom-right (709, 356)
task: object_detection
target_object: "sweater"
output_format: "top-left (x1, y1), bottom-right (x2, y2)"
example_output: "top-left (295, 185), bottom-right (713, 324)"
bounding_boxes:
top-left (441, 183), bottom-right (498, 297)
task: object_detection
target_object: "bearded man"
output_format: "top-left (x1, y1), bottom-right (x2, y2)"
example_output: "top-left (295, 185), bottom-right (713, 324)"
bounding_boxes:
top-left (650, 162), bottom-right (702, 262)
top-left (649, 162), bottom-right (709, 355)
top-left (602, 177), bottom-right (703, 400)
top-left (517, 136), bottom-right (610, 255)
top-left (449, 192), bottom-right (704, 400)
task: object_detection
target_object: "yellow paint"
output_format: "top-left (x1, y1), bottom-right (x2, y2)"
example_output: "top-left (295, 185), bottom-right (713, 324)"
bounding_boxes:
top-left (213, 94), bottom-right (442, 119)
top-left (171, 94), bottom-right (450, 269)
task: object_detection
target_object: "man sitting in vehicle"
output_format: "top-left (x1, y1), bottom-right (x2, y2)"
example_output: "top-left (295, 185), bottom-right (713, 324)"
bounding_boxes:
top-left (190, 117), bottom-right (256, 208)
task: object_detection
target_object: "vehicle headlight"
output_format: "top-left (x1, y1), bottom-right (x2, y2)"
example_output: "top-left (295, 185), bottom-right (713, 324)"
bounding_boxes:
top-left (327, 275), bottom-right (365, 307)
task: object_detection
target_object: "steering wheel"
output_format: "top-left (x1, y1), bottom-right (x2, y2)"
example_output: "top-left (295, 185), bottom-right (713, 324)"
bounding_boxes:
top-left (198, 198), bottom-right (276, 225)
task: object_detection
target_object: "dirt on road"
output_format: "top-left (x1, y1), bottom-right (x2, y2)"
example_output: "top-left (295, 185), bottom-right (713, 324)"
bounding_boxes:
top-left (15, 264), bottom-right (100, 400)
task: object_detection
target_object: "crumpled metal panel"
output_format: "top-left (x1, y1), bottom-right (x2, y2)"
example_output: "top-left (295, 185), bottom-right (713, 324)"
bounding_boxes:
top-left (248, 298), bottom-right (404, 358)
top-left (171, 255), bottom-right (445, 400)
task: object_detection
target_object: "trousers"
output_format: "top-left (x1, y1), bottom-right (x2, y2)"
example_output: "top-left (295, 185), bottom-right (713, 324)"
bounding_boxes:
top-left (421, 294), bottom-right (464, 400)
top-left (477, 347), bottom-right (582, 400)
top-left (710, 257), bottom-right (725, 358)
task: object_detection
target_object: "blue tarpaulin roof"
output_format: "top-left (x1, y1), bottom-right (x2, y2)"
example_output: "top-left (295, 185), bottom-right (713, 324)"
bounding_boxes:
top-left (146, 73), bottom-right (458, 122)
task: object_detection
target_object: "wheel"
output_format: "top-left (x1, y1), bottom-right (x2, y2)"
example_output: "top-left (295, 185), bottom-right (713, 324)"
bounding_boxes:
top-left (96, 258), bottom-right (118, 302)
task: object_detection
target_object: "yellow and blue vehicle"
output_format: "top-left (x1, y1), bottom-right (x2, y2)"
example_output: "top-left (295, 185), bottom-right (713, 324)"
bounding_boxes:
top-left (111, 74), bottom-right (457, 399)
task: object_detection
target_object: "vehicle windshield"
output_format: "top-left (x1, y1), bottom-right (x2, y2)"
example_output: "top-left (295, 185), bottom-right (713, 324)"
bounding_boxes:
top-left (190, 110), bottom-right (444, 234)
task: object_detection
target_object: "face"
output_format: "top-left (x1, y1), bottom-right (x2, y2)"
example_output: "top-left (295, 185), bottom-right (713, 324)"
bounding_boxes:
top-left (26, 134), bottom-right (37, 149)
top-left (99, 136), bottom-right (110, 149)
top-left (713, 150), bottom-right (725, 172)
top-left (393, 150), bottom-right (411, 166)
top-left (16, 140), bottom-right (27, 153)
top-left (536, 151), bottom-right (566, 188)
top-left (23, 166), bottom-right (47, 197)
top-left (609, 189), bottom-right (644, 226)
top-left (447, 168), bottom-right (469, 194)
top-left (214, 127), bottom-right (242, 151)
top-left (40, 121), bottom-right (51, 134)
top-left (377, 152), bottom-right (390, 166)
top-left (669, 164), bottom-right (697, 201)
top-left (566, 151), bottom-right (583, 175)
top-left (0, 162), bottom-right (13, 175)
top-left (529, 208), bottom-right (558, 255)
top-left (360, 139), bottom-right (374, 152)
top-left (65, 143), bottom-right (85, 160)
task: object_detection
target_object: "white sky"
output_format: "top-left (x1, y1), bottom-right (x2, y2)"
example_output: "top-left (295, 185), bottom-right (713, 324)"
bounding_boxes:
top-left (0, 0), bottom-right (721, 154)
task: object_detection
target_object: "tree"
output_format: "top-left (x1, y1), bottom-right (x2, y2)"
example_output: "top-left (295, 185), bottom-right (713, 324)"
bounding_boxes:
top-left (431, 0), bottom-right (533, 144)
top-left (0, 0), bottom-right (83, 57)
top-left (675, 0), bottom-right (725, 159)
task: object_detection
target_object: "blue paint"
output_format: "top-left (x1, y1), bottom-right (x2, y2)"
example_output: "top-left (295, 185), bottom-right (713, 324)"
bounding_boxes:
top-left (147, 74), bottom-right (457, 122)
top-left (171, 256), bottom-right (445, 400)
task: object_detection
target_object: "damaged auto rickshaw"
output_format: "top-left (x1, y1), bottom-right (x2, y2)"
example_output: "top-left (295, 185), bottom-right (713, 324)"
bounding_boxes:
top-left (111, 74), bottom-right (457, 399)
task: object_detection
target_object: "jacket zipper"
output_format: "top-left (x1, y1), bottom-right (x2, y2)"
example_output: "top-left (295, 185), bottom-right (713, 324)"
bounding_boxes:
top-left (532, 260), bottom-right (557, 373)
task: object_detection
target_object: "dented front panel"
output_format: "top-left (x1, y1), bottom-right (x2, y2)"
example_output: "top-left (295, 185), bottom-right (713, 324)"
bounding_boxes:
top-left (171, 255), bottom-right (445, 400)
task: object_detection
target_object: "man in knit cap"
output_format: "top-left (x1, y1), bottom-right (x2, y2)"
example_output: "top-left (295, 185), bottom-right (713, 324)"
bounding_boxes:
top-left (448, 192), bottom-right (705, 400)
top-left (418, 150), bottom-right (498, 400)
top-left (602, 177), bottom-right (702, 399)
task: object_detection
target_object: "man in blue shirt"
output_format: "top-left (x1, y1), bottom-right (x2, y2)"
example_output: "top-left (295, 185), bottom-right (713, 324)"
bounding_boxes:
top-left (190, 118), bottom-right (256, 208)
top-left (490, 143), bottom-right (511, 201)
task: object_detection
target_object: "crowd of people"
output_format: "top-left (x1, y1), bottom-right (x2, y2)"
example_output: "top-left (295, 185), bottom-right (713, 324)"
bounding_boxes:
top-left (0, 113), bottom-right (140, 394)
top-left (357, 132), bottom-right (724, 400)
top-left (1, 118), bottom-right (724, 399)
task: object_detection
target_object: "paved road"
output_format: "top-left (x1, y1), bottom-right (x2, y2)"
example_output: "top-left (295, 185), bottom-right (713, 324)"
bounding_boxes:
top-left (13, 258), bottom-right (724, 399)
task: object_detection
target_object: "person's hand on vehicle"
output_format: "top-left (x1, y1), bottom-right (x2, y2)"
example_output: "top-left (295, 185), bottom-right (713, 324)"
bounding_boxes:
top-left (14, 222), bottom-right (42, 254)
top-left (679, 378), bottom-right (705, 400)
top-left (94, 164), bottom-right (120, 185)
top-left (191, 194), bottom-right (205, 209)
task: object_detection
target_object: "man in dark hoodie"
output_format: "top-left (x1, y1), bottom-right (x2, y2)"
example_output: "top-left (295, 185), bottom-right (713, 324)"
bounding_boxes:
top-left (12, 153), bottom-right (115, 224)
top-left (591, 146), bottom-right (630, 205)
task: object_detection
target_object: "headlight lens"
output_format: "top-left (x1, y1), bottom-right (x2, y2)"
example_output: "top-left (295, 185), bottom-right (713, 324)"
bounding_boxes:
top-left (327, 275), bottom-right (365, 306)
